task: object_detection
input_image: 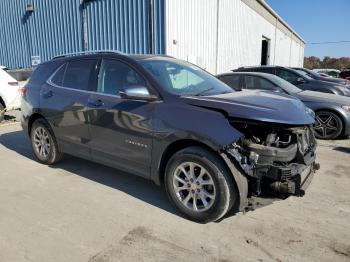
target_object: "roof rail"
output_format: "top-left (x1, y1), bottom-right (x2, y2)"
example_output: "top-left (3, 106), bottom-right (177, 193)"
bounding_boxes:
top-left (53, 50), bottom-right (125, 59)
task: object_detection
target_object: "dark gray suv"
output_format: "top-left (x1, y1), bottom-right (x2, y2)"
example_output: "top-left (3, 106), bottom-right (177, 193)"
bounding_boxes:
top-left (21, 51), bottom-right (318, 222)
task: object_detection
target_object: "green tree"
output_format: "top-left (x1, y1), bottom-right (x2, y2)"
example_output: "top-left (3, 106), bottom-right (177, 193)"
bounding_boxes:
top-left (304, 56), bottom-right (350, 70)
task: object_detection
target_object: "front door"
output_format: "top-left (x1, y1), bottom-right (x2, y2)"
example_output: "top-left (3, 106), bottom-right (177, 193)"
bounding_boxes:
top-left (87, 58), bottom-right (154, 178)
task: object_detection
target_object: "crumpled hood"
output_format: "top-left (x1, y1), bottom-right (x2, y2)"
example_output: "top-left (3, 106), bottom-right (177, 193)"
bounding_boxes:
top-left (181, 90), bottom-right (315, 125)
top-left (296, 90), bottom-right (350, 104)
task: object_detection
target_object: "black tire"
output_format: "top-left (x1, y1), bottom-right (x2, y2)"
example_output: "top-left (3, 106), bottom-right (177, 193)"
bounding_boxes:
top-left (30, 118), bottom-right (63, 164)
top-left (0, 103), bottom-right (5, 123)
top-left (165, 146), bottom-right (238, 223)
top-left (314, 110), bottom-right (343, 140)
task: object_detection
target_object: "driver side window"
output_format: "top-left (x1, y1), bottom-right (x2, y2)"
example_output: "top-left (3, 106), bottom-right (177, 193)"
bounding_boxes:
top-left (245, 76), bottom-right (280, 91)
top-left (97, 59), bottom-right (146, 95)
top-left (276, 69), bottom-right (299, 84)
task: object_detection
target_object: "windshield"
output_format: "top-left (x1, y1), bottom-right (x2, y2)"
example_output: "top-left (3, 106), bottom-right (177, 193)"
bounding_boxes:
top-left (268, 75), bottom-right (302, 94)
top-left (291, 68), bottom-right (313, 81)
top-left (295, 68), bottom-right (319, 78)
top-left (138, 59), bottom-right (233, 96)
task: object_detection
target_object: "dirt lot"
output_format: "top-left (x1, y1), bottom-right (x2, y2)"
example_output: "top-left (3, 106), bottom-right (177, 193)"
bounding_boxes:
top-left (0, 121), bottom-right (349, 262)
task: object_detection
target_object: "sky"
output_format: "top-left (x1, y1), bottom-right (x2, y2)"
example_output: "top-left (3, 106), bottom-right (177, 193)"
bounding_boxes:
top-left (265, 0), bottom-right (350, 58)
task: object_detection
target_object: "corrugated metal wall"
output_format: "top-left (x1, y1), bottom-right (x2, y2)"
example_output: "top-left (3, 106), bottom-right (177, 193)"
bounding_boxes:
top-left (165, 0), bottom-right (218, 73)
top-left (165, 0), bottom-right (305, 74)
top-left (0, 0), bottom-right (165, 69)
top-left (216, 0), bottom-right (277, 73)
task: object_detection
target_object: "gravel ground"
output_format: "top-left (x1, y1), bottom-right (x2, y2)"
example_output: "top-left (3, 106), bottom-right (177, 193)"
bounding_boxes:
top-left (0, 122), bottom-right (349, 262)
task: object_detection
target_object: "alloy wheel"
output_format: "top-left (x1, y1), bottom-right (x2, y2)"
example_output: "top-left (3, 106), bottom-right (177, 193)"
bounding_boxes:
top-left (33, 126), bottom-right (51, 158)
top-left (172, 162), bottom-right (216, 212)
top-left (314, 112), bottom-right (340, 139)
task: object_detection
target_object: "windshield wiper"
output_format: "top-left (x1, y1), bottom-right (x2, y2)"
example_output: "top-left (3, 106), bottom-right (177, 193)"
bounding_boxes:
top-left (192, 87), bottom-right (215, 96)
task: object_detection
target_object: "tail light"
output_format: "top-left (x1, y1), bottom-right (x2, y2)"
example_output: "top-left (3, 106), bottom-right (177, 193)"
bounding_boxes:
top-left (20, 86), bottom-right (28, 94)
top-left (8, 81), bottom-right (19, 86)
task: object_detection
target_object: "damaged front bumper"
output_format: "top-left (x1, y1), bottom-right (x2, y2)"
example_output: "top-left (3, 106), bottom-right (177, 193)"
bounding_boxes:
top-left (223, 126), bottom-right (319, 207)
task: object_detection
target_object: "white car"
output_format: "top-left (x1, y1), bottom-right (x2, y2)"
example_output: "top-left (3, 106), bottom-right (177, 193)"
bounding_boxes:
top-left (0, 68), bottom-right (21, 122)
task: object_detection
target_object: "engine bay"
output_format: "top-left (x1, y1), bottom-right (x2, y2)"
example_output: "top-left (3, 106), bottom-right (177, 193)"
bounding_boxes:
top-left (225, 119), bottom-right (319, 198)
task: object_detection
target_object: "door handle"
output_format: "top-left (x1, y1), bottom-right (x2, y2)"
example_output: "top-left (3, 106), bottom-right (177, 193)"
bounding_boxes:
top-left (88, 99), bottom-right (104, 107)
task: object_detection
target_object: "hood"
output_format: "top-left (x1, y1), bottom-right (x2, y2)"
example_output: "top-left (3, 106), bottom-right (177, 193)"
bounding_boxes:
top-left (296, 90), bottom-right (350, 105)
top-left (181, 90), bottom-right (315, 125)
top-left (309, 79), bottom-right (350, 95)
top-left (317, 76), bottom-right (348, 86)
top-left (310, 79), bottom-right (347, 88)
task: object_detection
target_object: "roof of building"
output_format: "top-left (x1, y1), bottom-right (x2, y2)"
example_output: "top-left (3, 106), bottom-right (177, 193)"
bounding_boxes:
top-left (242, 0), bottom-right (305, 44)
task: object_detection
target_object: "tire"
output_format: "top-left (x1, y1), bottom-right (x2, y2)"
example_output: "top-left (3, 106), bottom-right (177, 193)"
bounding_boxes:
top-left (30, 118), bottom-right (63, 164)
top-left (314, 110), bottom-right (343, 140)
top-left (0, 103), bottom-right (5, 123)
top-left (165, 146), bottom-right (237, 223)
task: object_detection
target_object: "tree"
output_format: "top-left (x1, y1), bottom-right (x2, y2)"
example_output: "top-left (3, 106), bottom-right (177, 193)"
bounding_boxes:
top-left (304, 56), bottom-right (321, 69)
top-left (304, 56), bottom-right (350, 70)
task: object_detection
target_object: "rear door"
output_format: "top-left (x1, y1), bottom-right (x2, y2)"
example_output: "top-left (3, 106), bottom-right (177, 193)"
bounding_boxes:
top-left (41, 58), bottom-right (98, 159)
top-left (87, 58), bottom-right (154, 178)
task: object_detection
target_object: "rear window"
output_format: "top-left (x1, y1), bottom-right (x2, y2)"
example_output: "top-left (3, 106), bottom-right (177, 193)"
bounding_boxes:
top-left (28, 62), bottom-right (61, 86)
top-left (51, 64), bottom-right (66, 86)
top-left (62, 59), bottom-right (97, 90)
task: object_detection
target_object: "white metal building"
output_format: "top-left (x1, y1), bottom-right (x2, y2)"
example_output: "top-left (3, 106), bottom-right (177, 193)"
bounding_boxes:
top-left (1, 0), bottom-right (304, 72)
top-left (165, 0), bottom-right (305, 74)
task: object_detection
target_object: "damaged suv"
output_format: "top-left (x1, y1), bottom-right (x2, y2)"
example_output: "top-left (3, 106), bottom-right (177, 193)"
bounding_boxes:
top-left (21, 52), bottom-right (318, 222)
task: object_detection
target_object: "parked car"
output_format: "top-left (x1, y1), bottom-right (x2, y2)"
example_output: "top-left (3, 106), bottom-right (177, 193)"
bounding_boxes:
top-left (292, 67), bottom-right (349, 87)
top-left (0, 68), bottom-right (21, 122)
top-left (340, 70), bottom-right (350, 80)
top-left (313, 69), bottom-right (340, 78)
top-left (233, 66), bottom-right (350, 96)
top-left (217, 72), bottom-right (350, 140)
top-left (21, 51), bottom-right (318, 222)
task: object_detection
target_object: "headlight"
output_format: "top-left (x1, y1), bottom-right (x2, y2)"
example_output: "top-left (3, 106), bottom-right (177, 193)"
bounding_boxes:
top-left (305, 107), bottom-right (315, 117)
top-left (342, 106), bottom-right (350, 113)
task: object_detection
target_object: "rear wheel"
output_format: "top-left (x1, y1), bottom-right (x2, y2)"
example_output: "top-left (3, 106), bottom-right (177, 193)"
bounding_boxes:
top-left (165, 146), bottom-right (237, 223)
top-left (314, 111), bottom-right (343, 140)
top-left (30, 119), bottom-right (63, 164)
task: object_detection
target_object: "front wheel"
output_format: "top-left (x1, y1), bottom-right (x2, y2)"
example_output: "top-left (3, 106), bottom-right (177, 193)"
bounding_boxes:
top-left (30, 119), bottom-right (63, 164)
top-left (314, 111), bottom-right (343, 140)
top-left (165, 146), bottom-right (237, 223)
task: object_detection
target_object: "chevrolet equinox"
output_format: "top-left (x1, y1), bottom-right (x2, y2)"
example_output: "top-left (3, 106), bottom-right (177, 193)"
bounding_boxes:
top-left (21, 51), bottom-right (319, 222)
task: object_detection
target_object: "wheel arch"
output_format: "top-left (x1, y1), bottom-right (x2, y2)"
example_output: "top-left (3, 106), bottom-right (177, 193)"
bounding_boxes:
top-left (155, 138), bottom-right (248, 212)
top-left (28, 113), bottom-right (47, 136)
top-left (157, 139), bottom-right (218, 186)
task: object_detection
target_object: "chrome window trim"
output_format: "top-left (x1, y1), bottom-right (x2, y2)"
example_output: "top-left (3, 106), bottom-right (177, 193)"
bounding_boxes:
top-left (46, 63), bottom-right (148, 100)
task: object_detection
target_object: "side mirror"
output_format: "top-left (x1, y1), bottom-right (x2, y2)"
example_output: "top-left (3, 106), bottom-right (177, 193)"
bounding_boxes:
top-left (296, 77), bottom-right (306, 84)
top-left (119, 86), bottom-right (158, 101)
